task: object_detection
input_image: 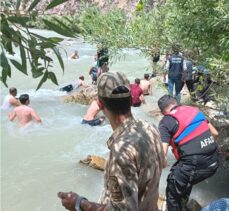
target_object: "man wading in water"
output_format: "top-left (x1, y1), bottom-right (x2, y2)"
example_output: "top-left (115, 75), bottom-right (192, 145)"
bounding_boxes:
top-left (58, 72), bottom-right (165, 211)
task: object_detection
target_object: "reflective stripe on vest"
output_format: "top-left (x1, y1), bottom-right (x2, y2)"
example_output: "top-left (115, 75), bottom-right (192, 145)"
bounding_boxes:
top-left (167, 106), bottom-right (209, 160)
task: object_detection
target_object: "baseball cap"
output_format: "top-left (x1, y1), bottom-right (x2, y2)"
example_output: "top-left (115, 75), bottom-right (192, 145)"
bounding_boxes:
top-left (97, 72), bottom-right (130, 98)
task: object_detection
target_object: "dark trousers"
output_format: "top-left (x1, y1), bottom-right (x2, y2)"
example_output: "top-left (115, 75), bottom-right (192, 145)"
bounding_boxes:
top-left (166, 155), bottom-right (218, 211)
top-left (180, 80), bottom-right (194, 95)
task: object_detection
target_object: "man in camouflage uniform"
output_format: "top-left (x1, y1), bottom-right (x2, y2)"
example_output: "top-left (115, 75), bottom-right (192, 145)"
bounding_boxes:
top-left (58, 72), bottom-right (165, 211)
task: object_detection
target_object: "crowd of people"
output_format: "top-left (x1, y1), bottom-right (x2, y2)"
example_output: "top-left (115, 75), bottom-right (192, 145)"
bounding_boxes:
top-left (1, 45), bottom-right (222, 211)
top-left (58, 72), bottom-right (219, 211)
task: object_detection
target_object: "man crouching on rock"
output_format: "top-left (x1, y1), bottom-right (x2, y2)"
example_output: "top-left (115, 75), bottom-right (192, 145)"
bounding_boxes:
top-left (58, 72), bottom-right (165, 211)
top-left (158, 94), bottom-right (219, 211)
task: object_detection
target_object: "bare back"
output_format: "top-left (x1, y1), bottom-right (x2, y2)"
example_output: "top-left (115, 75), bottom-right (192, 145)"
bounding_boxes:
top-left (83, 100), bottom-right (101, 121)
top-left (9, 105), bottom-right (41, 127)
top-left (140, 79), bottom-right (151, 95)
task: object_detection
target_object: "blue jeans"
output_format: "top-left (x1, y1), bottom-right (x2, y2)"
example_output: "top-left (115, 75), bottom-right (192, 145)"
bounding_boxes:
top-left (168, 78), bottom-right (182, 103)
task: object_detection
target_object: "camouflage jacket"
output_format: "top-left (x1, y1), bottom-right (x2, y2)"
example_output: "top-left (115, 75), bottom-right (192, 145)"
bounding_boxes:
top-left (99, 116), bottom-right (165, 211)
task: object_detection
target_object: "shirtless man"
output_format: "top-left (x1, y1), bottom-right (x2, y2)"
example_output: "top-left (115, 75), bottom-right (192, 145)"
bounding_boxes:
top-left (72, 76), bottom-right (88, 90)
top-left (81, 99), bottom-right (105, 126)
top-left (8, 94), bottom-right (42, 127)
top-left (60, 76), bottom-right (88, 92)
top-left (140, 74), bottom-right (152, 95)
top-left (70, 50), bottom-right (79, 60)
top-left (1, 87), bottom-right (20, 110)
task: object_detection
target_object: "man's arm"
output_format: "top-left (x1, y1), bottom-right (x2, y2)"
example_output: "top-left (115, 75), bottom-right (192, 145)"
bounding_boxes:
top-left (58, 149), bottom-right (139, 211)
top-left (162, 142), bottom-right (169, 156)
top-left (97, 68), bottom-right (102, 77)
top-left (81, 81), bottom-right (89, 88)
top-left (162, 142), bottom-right (169, 168)
top-left (30, 109), bottom-right (42, 123)
top-left (8, 111), bottom-right (16, 121)
top-left (148, 84), bottom-right (152, 95)
top-left (58, 192), bottom-right (106, 211)
top-left (9, 97), bottom-right (20, 107)
top-left (208, 123), bottom-right (218, 140)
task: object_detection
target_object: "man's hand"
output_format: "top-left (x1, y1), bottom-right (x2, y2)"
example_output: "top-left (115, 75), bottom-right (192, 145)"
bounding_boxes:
top-left (58, 192), bottom-right (78, 211)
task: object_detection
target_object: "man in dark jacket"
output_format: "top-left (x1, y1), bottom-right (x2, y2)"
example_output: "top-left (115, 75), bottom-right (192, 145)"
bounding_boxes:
top-left (165, 45), bottom-right (186, 103)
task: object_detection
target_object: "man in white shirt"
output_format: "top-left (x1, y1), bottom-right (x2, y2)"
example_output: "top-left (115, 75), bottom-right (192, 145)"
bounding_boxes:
top-left (1, 87), bottom-right (20, 110)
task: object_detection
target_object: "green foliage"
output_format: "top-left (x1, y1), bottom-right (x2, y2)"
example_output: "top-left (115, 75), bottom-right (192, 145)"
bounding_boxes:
top-left (75, 1), bottom-right (228, 109)
top-left (1, 0), bottom-right (228, 105)
top-left (0, 0), bottom-right (79, 89)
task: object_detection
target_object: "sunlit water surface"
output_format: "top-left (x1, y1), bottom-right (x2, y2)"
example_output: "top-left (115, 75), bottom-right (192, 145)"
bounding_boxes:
top-left (1, 29), bottom-right (228, 211)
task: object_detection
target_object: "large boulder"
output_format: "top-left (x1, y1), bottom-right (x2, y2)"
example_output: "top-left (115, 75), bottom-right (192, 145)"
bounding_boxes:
top-left (79, 155), bottom-right (106, 171)
top-left (61, 85), bottom-right (97, 105)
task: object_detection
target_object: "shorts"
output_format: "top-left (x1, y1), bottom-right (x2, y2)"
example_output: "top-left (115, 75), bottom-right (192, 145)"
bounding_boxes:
top-left (59, 84), bottom-right (73, 92)
top-left (81, 118), bottom-right (102, 126)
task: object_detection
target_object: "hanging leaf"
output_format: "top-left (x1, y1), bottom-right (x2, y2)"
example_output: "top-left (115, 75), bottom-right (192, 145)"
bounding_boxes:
top-left (46, 0), bottom-right (68, 10)
top-left (52, 47), bottom-right (64, 73)
top-left (1, 69), bottom-right (9, 87)
top-left (10, 59), bottom-right (27, 75)
top-left (48, 71), bottom-right (58, 85)
top-left (31, 65), bottom-right (45, 78)
top-left (36, 71), bottom-right (49, 90)
top-left (1, 51), bottom-right (11, 86)
top-left (8, 16), bottom-right (30, 27)
top-left (48, 37), bottom-right (64, 43)
top-left (1, 51), bottom-right (11, 72)
top-left (27, 0), bottom-right (40, 12)
top-left (16, 0), bottom-right (21, 10)
top-left (20, 46), bottom-right (27, 70)
top-left (43, 19), bottom-right (75, 37)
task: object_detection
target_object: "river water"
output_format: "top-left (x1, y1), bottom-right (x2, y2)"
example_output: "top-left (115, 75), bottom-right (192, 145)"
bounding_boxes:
top-left (1, 29), bottom-right (228, 211)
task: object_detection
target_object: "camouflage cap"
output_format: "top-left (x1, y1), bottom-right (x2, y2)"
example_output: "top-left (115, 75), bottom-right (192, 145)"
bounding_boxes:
top-left (97, 72), bottom-right (130, 98)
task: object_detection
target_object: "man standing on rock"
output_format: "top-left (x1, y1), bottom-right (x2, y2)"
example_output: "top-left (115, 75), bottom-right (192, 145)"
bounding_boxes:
top-left (58, 72), bottom-right (165, 211)
top-left (158, 94), bottom-right (219, 211)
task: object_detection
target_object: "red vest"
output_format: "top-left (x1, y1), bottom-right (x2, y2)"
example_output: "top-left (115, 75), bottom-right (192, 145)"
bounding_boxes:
top-left (167, 106), bottom-right (210, 160)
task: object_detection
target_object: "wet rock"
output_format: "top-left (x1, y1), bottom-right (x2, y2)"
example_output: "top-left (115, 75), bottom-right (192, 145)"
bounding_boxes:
top-left (79, 155), bottom-right (106, 171)
top-left (158, 195), bottom-right (167, 211)
top-left (187, 199), bottom-right (202, 211)
top-left (61, 85), bottom-right (97, 105)
top-left (149, 105), bottom-right (163, 120)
